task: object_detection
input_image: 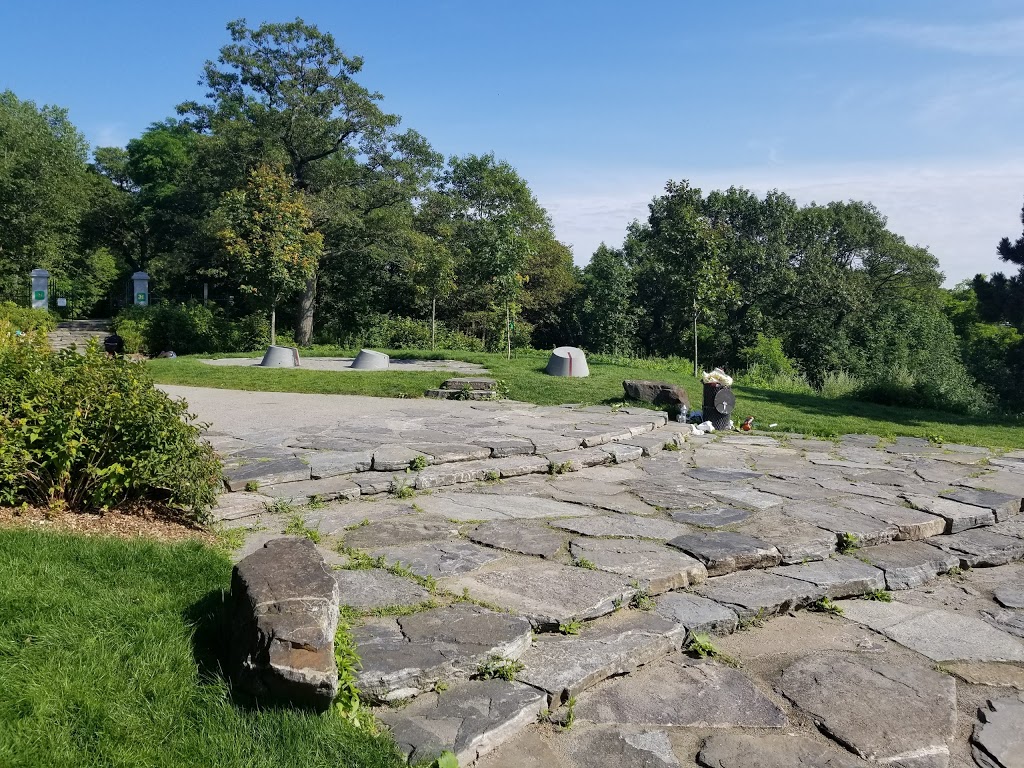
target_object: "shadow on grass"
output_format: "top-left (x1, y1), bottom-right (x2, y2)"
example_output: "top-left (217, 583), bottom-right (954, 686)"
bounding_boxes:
top-left (184, 588), bottom-right (232, 686)
top-left (736, 385), bottom-right (1014, 430)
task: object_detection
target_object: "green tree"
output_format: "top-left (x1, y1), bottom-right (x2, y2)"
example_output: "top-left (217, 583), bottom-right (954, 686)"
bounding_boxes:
top-left (580, 244), bottom-right (636, 355)
top-left (180, 18), bottom-right (407, 345)
top-left (0, 91), bottom-right (91, 302)
top-left (215, 164), bottom-right (323, 345)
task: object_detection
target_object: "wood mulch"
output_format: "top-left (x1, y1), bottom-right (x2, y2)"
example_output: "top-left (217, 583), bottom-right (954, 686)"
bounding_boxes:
top-left (0, 503), bottom-right (216, 545)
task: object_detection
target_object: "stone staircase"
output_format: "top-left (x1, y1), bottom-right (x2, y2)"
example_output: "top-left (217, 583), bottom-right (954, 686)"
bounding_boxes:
top-left (425, 377), bottom-right (500, 400)
top-left (47, 319), bottom-right (111, 351)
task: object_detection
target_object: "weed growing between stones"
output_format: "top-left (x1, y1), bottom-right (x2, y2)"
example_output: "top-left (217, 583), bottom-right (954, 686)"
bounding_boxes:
top-left (629, 588), bottom-right (656, 611)
top-left (475, 655), bottom-right (525, 681)
top-left (307, 494), bottom-right (326, 510)
top-left (409, 455), bottom-right (429, 472)
top-left (549, 461), bottom-right (574, 475)
top-left (837, 532), bottom-right (861, 554)
top-left (284, 514), bottom-right (321, 543)
top-left (212, 527), bottom-right (246, 554)
top-left (484, 470), bottom-right (500, 483)
top-left (809, 597), bottom-right (845, 616)
top-left (558, 620), bottom-right (583, 635)
top-left (946, 566), bottom-right (964, 577)
top-left (737, 608), bottom-right (768, 630)
top-left (663, 442), bottom-right (680, 451)
top-left (264, 498), bottom-right (296, 516)
top-left (334, 620), bottom-right (377, 733)
top-left (344, 518), bottom-right (371, 530)
top-left (244, 480), bottom-right (260, 492)
top-left (572, 557), bottom-right (596, 570)
top-left (391, 478), bottom-right (416, 499)
top-left (424, 752), bottom-right (459, 768)
top-left (863, 589), bottom-right (893, 602)
top-left (336, 545), bottom-right (440, 593)
top-left (684, 633), bottom-right (739, 667)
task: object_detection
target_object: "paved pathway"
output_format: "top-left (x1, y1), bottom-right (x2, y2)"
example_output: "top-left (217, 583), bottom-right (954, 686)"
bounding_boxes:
top-left (167, 386), bottom-right (1024, 768)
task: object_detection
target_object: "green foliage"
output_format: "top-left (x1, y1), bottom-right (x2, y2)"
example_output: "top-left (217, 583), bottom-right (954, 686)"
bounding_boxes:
top-left (558, 620), bottom-right (583, 635)
top-left (340, 316), bottom-right (484, 352)
top-left (629, 588), bottom-right (657, 611)
top-left (475, 655), bottom-right (525, 681)
top-left (334, 619), bottom-right (378, 733)
top-left (0, 530), bottom-right (405, 767)
top-left (684, 632), bottom-right (739, 666)
top-left (741, 334), bottom-right (798, 378)
top-left (572, 557), bottom-right (596, 570)
top-left (0, 301), bottom-right (56, 333)
top-left (284, 514), bottom-right (322, 543)
top-left (0, 340), bottom-right (220, 517)
top-left (809, 597), bottom-right (845, 616)
top-left (836, 532), bottom-right (861, 554)
top-left (580, 244), bottom-right (636, 355)
top-left (391, 478), bottom-right (416, 499)
top-left (409, 455), bottom-right (429, 471)
top-left (863, 589), bottom-right (893, 602)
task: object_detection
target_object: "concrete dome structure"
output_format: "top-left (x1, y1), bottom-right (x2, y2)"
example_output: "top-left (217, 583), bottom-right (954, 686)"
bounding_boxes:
top-left (546, 346), bottom-right (589, 377)
top-left (351, 349), bottom-right (389, 370)
top-left (260, 346), bottom-right (300, 368)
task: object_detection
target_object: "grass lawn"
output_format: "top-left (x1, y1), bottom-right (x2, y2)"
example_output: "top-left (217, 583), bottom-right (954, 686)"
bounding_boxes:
top-left (0, 529), bottom-right (404, 768)
top-left (146, 347), bottom-right (1024, 449)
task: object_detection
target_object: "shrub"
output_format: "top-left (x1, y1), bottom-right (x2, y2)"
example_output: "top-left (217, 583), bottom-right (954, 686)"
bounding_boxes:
top-left (0, 301), bottom-right (56, 333)
top-left (740, 334), bottom-right (798, 378)
top-left (0, 340), bottom-right (221, 519)
top-left (818, 370), bottom-right (864, 399)
top-left (224, 312), bottom-right (271, 352)
top-left (337, 315), bottom-right (485, 352)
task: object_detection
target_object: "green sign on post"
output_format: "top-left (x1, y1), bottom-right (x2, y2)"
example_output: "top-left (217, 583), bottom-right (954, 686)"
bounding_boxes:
top-left (136, 293), bottom-right (147, 303)
top-left (33, 290), bottom-right (45, 301)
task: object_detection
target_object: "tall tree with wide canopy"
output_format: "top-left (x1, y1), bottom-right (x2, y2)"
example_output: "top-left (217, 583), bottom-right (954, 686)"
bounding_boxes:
top-left (179, 18), bottom-right (404, 344)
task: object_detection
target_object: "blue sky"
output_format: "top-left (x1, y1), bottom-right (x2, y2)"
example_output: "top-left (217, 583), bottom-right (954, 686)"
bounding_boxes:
top-left (2, 0), bottom-right (1022, 283)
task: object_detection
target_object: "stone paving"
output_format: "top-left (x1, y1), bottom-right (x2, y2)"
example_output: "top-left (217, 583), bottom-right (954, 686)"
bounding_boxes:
top-left (167, 386), bottom-right (1024, 768)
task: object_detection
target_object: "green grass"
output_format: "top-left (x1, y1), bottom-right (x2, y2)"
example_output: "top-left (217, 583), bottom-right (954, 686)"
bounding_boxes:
top-left (146, 347), bottom-right (1024, 449)
top-left (0, 529), bottom-right (404, 768)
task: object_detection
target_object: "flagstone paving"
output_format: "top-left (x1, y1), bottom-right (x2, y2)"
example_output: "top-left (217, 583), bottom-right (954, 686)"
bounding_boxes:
top-left (163, 386), bottom-right (1024, 767)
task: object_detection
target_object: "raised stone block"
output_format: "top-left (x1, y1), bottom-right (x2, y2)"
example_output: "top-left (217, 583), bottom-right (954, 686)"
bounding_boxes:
top-left (569, 538), bottom-right (708, 594)
top-left (261, 476), bottom-right (360, 505)
top-left (697, 733), bottom-right (867, 768)
top-left (941, 488), bottom-right (1022, 522)
top-left (769, 555), bottom-right (885, 599)
top-left (334, 569), bottom-right (430, 611)
top-left (516, 613), bottom-right (686, 703)
top-left (228, 538), bottom-right (339, 710)
top-left (468, 520), bottom-right (565, 559)
top-left (903, 493), bottom-right (996, 532)
top-left (926, 528), bottom-right (1024, 568)
top-left (858, 540), bottom-right (960, 589)
top-left (694, 570), bottom-right (824, 619)
top-left (223, 456), bottom-right (311, 491)
top-left (552, 514), bottom-right (692, 541)
top-left (972, 694), bottom-right (1024, 768)
top-left (668, 531), bottom-right (782, 576)
top-left (655, 592), bottom-right (739, 636)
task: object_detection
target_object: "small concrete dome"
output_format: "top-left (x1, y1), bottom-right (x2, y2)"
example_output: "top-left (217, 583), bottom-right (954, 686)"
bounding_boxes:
top-left (351, 349), bottom-right (389, 370)
top-left (260, 345), bottom-right (300, 368)
top-left (546, 346), bottom-right (589, 377)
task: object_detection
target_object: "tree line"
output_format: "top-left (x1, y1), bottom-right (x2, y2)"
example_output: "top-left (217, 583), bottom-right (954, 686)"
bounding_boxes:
top-left (1, 18), bottom-right (1022, 413)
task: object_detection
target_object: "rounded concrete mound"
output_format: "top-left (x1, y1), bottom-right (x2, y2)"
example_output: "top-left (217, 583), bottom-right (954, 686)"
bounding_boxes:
top-left (546, 346), bottom-right (589, 377)
top-left (351, 349), bottom-right (390, 371)
top-left (260, 345), bottom-right (300, 368)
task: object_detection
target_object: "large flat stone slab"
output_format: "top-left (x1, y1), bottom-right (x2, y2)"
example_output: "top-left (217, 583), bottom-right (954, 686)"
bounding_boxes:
top-left (782, 501), bottom-right (898, 547)
top-left (334, 568), bottom-right (430, 610)
top-left (343, 516), bottom-right (460, 549)
top-left (468, 520), bottom-right (565, 558)
top-left (838, 601), bottom-right (1024, 662)
top-left (261, 475), bottom-right (360, 504)
top-left (972, 693), bottom-right (1024, 768)
top-left (303, 450), bottom-right (373, 478)
top-left (355, 605), bottom-right (533, 702)
top-left (576, 657), bottom-right (787, 727)
top-left (223, 456), bottom-right (310, 491)
top-left (780, 652), bottom-right (956, 767)
top-left (903, 493), bottom-right (996, 532)
top-left (516, 613), bottom-right (686, 702)
top-left (926, 528), bottom-right (1024, 568)
top-left (994, 582), bottom-right (1024, 609)
top-left (372, 444), bottom-right (424, 471)
top-left (982, 610), bottom-right (1024, 639)
top-left (858, 541), bottom-right (960, 589)
top-left (770, 556), bottom-right (885, 599)
top-left (551, 514), bottom-right (692, 541)
top-left (732, 512), bottom-right (837, 564)
top-left (655, 592), bottom-right (739, 635)
top-left (697, 733), bottom-right (868, 768)
top-left (374, 540), bottom-right (505, 579)
top-left (563, 727), bottom-right (682, 768)
top-left (569, 538), bottom-right (707, 593)
top-left (941, 488), bottom-right (1022, 522)
top-left (667, 532), bottom-right (782, 576)
top-left (408, 442), bottom-right (492, 464)
top-left (707, 487), bottom-right (786, 511)
top-left (379, 679), bottom-right (546, 765)
top-left (835, 497), bottom-right (946, 540)
top-left (546, 447), bottom-right (613, 472)
top-left (416, 493), bottom-right (599, 522)
top-left (694, 570), bottom-right (824, 619)
top-left (443, 560), bottom-right (634, 629)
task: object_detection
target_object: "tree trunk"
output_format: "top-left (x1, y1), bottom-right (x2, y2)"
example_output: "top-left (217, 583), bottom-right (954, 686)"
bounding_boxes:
top-left (270, 303), bottom-right (277, 347)
top-left (296, 271), bottom-right (317, 346)
top-left (506, 302), bottom-right (511, 360)
top-left (693, 311), bottom-right (698, 378)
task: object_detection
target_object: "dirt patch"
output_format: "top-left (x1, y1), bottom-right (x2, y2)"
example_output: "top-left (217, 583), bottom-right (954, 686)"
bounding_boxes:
top-left (0, 504), bottom-right (215, 545)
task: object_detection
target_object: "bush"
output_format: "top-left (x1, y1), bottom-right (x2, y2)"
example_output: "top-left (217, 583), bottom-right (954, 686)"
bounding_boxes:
top-left (0, 301), bottom-right (56, 333)
top-left (0, 340), bottom-right (221, 519)
top-left (818, 370), bottom-right (864, 399)
top-left (339, 315), bottom-right (485, 352)
top-left (740, 334), bottom-right (798, 377)
top-left (114, 303), bottom-right (277, 355)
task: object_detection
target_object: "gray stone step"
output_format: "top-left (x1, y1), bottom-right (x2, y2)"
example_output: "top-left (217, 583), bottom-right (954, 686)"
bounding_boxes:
top-left (425, 388), bottom-right (497, 400)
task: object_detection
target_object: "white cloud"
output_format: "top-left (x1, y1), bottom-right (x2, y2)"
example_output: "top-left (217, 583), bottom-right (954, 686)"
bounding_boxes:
top-left (834, 18), bottom-right (1024, 56)
top-left (539, 159), bottom-right (1024, 285)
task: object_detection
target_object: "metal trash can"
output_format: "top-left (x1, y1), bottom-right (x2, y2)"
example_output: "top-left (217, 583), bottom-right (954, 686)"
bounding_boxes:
top-left (702, 381), bottom-right (735, 431)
